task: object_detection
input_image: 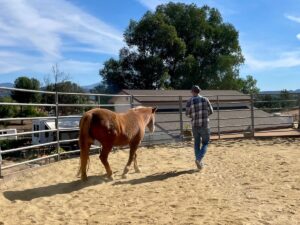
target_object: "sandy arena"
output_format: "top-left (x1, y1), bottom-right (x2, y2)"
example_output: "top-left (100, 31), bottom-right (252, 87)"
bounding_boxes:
top-left (0, 138), bottom-right (299, 225)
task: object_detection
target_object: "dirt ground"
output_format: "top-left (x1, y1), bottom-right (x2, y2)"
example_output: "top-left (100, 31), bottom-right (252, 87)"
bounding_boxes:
top-left (0, 138), bottom-right (299, 225)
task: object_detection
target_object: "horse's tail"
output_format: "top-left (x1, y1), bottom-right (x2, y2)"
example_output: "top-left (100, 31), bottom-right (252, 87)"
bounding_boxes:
top-left (77, 112), bottom-right (93, 181)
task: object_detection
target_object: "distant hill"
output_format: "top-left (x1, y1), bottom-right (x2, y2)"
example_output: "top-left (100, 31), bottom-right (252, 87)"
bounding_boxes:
top-left (0, 83), bottom-right (13, 88)
top-left (81, 82), bottom-right (100, 92)
top-left (260, 89), bottom-right (300, 94)
top-left (40, 82), bottom-right (101, 93)
top-left (0, 83), bottom-right (14, 97)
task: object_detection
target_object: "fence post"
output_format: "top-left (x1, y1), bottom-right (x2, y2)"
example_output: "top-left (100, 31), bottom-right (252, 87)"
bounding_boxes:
top-left (250, 93), bottom-right (255, 137)
top-left (298, 94), bottom-right (300, 129)
top-left (98, 95), bottom-right (101, 107)
top-left (217, 96), bottom-right (220, 139)
top-left (130, 95), bottom-right (134, 108)
top-left (0, 147), bottom-right (2, 178)
top-left (55, 91), bottom-right (60, 161)
top-left (179, 96), bottom-right (183, 140)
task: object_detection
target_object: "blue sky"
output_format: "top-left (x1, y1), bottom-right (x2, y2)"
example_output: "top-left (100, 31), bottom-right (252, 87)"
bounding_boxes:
top-left (0, 0), bottom-right (300, 91)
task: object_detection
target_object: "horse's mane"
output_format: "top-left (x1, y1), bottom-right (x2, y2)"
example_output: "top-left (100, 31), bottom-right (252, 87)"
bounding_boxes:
top-left (133, 106), bottom-right (146, 109)
top-left (129, 106), bottom-right (149, 112)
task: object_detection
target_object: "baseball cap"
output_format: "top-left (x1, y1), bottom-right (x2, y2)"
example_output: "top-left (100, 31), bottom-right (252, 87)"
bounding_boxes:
top-left (191, 85), bottom-right (201, 93)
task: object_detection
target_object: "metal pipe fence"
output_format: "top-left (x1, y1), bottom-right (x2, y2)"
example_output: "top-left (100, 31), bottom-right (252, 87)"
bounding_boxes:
top-left (0, 87), bottom-right (299, 177)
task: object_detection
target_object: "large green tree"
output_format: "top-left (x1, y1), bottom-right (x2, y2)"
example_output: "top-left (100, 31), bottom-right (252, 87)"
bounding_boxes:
top-left (239, 75), bottom-right (260, 94)
top-left (11, 76), bottom-right (41, 103)
top-left (10, 76), bottom-right (42, 124)
top-left (43, 81), bottom-right (88, 115)
top-left (0, 97), bottom-right (18, 122)
top-left (100, 3), bottom-right (254, 92)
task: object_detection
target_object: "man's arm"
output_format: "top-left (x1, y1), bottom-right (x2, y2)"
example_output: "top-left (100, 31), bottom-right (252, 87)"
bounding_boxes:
top-left (185, 99), bottom-right (192, 118)
top-left (207, 98), bottom-right (213, 115)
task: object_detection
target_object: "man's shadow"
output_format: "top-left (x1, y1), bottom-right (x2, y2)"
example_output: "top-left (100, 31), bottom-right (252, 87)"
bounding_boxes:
top-left (3, 175), bottom-right (108, 201)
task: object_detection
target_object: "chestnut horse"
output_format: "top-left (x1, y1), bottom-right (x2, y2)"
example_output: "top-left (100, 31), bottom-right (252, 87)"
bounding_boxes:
top-left (78, 106), bottom-right (157, 181)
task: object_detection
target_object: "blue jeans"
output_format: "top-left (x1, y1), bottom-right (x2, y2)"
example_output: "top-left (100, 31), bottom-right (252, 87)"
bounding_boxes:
top-left (192, 127), bottom-right (210, 161)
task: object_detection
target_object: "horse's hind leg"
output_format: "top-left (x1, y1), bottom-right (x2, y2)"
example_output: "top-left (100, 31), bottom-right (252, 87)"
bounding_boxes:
top-left (80, 142), bottom-right (91, 181)
top-left (99, 145), bottom-right (113, 179)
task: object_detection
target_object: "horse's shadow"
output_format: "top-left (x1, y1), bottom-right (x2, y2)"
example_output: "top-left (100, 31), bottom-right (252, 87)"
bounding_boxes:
top-left (3, 169), bottom-right (198, 201)
top-left (113, 169), bottom-right (197, 186)
top-left (3, 175), bottom-right (108, 201)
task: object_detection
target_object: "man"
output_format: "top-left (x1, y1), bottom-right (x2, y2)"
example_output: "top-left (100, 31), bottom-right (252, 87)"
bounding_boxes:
top-left (186, 85), bottom-right (213, 170)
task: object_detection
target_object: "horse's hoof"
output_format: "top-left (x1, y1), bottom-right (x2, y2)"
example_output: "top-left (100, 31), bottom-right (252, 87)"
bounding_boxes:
top-left (106, 174), bottom-right (114, 181)
top-left (81, 175), bottom-right (88, 181)
top-left (135, 168), bottom-right (142, 173)
top-left (107, 177), bottom-right (114, 181)
top-left (122, 174), bottom-right (127, 179)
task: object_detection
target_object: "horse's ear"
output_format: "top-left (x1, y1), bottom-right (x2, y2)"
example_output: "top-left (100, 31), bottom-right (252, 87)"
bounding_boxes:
top-left (152, 107), bottom-right (158, 113)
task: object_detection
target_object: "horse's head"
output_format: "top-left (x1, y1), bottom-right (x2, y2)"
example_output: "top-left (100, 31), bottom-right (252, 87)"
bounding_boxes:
top-left (147, 107), bottom-right (157, 133)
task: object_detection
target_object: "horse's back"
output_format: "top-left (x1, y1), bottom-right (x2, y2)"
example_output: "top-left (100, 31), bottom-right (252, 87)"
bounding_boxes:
top-left (83, 108), bottom-right (146, 147)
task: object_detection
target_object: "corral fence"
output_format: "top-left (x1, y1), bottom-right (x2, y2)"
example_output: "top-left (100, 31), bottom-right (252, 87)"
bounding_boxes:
top-left (0, 87), bottom-right (299, 177)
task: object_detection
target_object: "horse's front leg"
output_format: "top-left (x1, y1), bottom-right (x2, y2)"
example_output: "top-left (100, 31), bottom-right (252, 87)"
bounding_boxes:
top-left (133, 152), bottom-right (141, 173)
top-left (122, 144), bottom-right (138, 178)
top-left (99, 145), bottom-right (113, 180)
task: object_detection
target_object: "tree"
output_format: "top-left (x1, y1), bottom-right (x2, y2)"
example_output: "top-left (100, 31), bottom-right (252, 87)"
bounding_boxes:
top-left (100, 3), bottom-right (250, 92)
top-left (10, 76), bottom-right (42, 124)
top-left (42, 81), bottom-right (88, 115)
top-left (0, 97), bottom-right (19, 126)
top-left (44, 64), bottom-right (70, 87)
top-left (11, 76), bottom-right (41, 103)
top-left (255, 94), bottom-right (280, 111)
top-left (240, 75), bottom-right (260, 94)
top-left (280, 89), bottom-right (292, 109)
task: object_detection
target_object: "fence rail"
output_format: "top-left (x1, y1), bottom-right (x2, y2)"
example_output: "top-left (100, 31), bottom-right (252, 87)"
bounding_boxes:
top-left (0, 86), bottom-right (299, 177)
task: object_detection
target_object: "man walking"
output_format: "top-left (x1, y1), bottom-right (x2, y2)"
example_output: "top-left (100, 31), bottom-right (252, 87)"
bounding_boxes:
top-left (186, 85), bottom-right (213, 170)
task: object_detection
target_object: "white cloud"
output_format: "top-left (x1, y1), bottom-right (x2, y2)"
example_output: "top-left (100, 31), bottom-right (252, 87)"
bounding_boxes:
top-left (285, 14), bottom-right (300, 23)
top-left (245, 51), bottom-right (300, 70)
top-left (242, 14), bottom-right (300, 71)
top-left (285, 14), bottom-right (300, 40)
top-left (0, 0), bottom-right (124, 83)
top-left (0, 0), bottom-right (123, 58)
top-left (0, 50), bottom-right (101, 85)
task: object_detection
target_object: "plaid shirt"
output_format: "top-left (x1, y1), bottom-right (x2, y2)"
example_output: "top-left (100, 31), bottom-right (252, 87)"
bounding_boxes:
top-left (185, 95), bottom-right (214, 128)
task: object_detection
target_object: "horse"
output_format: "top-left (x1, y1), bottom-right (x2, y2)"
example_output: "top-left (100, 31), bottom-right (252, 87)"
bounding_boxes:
top-left (77, 106), bottom-right (157, 181)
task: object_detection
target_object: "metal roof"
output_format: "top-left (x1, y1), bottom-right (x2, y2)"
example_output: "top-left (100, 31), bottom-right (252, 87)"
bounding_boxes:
top-left (42, 118), bottom-right (80, 130)
top-left (110, 89), bottom-right (250, 103)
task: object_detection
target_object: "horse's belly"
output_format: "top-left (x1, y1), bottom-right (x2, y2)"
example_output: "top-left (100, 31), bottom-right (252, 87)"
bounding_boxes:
top-left (113, 136), bottom-right (130, 146)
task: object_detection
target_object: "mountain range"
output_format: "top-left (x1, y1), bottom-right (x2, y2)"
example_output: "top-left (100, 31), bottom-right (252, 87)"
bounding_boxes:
top-left (260, 90), bottom-right (300, 94)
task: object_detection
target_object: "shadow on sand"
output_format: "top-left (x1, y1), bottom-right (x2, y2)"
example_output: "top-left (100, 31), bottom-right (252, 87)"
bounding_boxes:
top-left (113, 169), bottom-right (198, 186)
top-left (3, 175), bottom-right (109, 201)
top-left (3, 170), bottom-right (198, 201)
